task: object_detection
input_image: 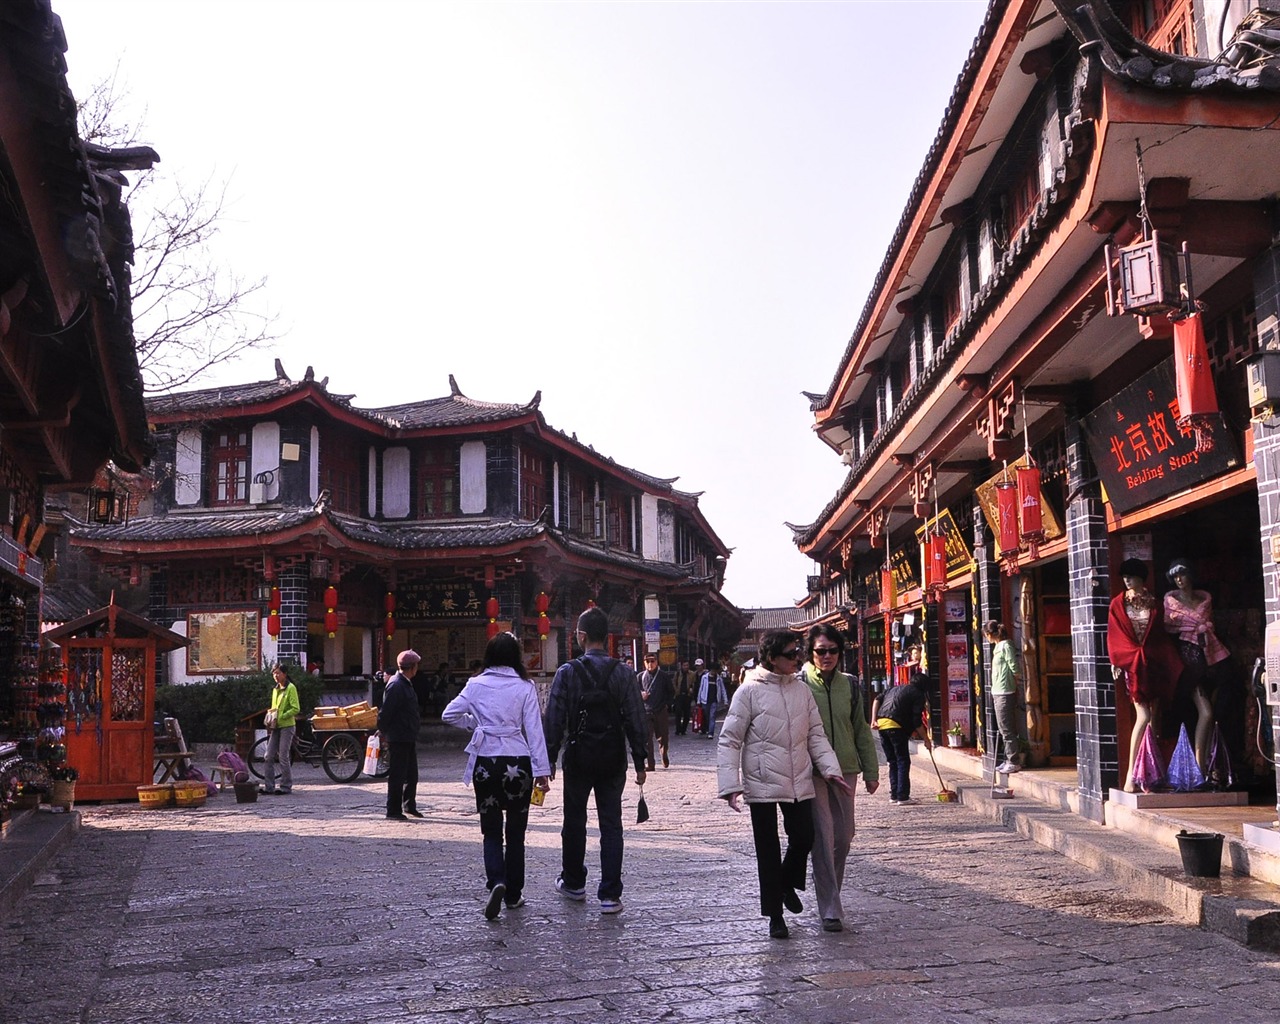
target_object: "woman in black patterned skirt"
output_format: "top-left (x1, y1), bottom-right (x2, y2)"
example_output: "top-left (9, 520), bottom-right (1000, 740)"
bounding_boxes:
top-left (443, 632), bottom-right (551, 920)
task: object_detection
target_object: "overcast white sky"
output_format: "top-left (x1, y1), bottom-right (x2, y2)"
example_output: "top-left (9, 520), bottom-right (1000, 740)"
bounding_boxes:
top-left (56, 0), bottom-right (988, 608)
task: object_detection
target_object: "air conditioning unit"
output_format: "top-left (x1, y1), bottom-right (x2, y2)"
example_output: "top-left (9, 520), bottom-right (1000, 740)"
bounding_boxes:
top-left (249, 482), bottom-right (266, 505)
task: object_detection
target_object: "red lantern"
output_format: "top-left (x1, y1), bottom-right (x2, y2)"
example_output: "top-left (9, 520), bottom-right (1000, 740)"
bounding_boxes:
top-left (995, 480), bottom-right (1021, 574)
top-left (384, 615), bottom-right (396, 639)
top-left (537, 612), bottom-right (550, 639)
top-left (1173, 311), bottom-right (1218, 453)
top-left (879, 568), bottom-right (896, 610)
top-left (324, 610), bottom-right (339, 637)
top-left (324, 586), bottom-right (338, 609)
top-left (485, 597), bottom-right (500, 619)
top-left (268, 587), bottom-right (281, 612)
top-left (925, 531), bottom-right (947, 592)
top-left (1016, 465), bottom-right (1045, 559)
top-left (384, 591), bottom-right (396, 615)
top-left (486, 620), bottom-right (500, 639)
top-left (535, 591), bottom-right (550, 614)
top-left (266, 611), bottom-right (281, 637)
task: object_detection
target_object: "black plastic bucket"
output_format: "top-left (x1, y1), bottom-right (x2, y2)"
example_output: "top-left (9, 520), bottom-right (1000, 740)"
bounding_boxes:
top-left (1175, 830), bottom-right (1223, 878)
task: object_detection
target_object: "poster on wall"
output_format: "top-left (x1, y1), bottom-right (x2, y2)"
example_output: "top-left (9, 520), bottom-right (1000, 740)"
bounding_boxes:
top-left (187, 610), bottom-right (260, 674)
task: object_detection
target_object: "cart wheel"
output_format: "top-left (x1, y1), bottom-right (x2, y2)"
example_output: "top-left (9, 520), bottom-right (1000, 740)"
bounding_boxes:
top-left (247, 736), bottom-right (270, 780)
top-left (321, 732), bottom-right (362, 783)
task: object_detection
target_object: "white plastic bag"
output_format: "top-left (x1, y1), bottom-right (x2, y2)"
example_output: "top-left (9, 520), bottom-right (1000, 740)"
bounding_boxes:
top-left (363, 733), bottom-right (381, 776)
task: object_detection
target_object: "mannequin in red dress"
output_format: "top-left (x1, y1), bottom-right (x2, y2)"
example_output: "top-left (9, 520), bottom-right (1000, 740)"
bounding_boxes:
top-left (1107, 559), bottom-right (1184, 792)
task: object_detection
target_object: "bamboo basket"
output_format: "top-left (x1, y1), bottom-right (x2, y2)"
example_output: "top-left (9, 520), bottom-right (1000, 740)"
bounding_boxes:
top-left (173, 781), bottom-right (208, 808)
top-left (138, 784), bottom-right (173, 809)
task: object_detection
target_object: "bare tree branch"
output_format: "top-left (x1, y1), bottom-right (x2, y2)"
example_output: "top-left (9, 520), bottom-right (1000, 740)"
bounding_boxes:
top-left (78, 73), bottom-right (279, 394)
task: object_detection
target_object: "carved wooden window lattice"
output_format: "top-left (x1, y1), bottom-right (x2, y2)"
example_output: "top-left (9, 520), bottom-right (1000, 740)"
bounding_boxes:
top-left (169, 566), bottom-right (256, 606)
top-left (110, 649), bottom-right (145, 722)
top-left (321, 428), bottom-right (363, 515)
top-left (419, 445), bottom-right (458, 519)
top-left (209, 430), bottom-right (250, 506)
top-left (519, 449), bottom-right (546, 521)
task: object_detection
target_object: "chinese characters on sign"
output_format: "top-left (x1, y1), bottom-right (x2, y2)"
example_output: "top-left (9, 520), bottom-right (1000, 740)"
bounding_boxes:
top-left (395, 581), bottom-right (491, 620)
top-left (1084, 358), bottom-right (1239, 516)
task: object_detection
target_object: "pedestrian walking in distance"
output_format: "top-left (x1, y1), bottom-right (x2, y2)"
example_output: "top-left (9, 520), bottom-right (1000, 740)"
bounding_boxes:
top-left (377, 650), bottom-right (423, 820)
top-left (443, 632), bottom-right (551, 920)
top-left (801, 625), bottom-right (880, 933)
top-left (717, 630), bottom-right (849, 939)
top-left (698, 664), bottom-right (728, 738)
top-left (638, 651), bottom-right (674, 768)
top-left (543, 607), bottom-right (649, 915)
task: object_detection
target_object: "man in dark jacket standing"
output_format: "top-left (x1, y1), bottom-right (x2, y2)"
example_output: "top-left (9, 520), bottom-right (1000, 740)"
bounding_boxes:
top-left (638, 652), bottom-right (674, 769)
top-left (377, 649), bottom-right (423, 820)
top-left (544, 607), bottom-right (648, 915)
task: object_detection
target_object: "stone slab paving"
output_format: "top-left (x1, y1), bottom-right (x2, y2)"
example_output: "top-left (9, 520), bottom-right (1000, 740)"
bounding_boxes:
top-left (3, 732), bottom-right (1280, 1024)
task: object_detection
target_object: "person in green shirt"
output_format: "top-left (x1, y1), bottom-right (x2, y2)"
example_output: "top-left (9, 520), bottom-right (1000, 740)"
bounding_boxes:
top-left (263, 664), bottom-right (301, 795)
top-left (983, 621), bottom-right (1023, 773)
top-left (801, 625), bottom-right (880, 933)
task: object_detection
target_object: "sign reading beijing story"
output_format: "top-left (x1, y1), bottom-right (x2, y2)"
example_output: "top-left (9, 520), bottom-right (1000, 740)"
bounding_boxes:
top-left (1083, 357), bottom-right (1239, 515)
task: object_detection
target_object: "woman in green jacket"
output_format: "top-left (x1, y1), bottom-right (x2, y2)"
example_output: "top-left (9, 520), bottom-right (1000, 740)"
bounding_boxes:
top-left (801, 625), bottom-right (880, 933)
top-left (263, 664), bottom-right (301, 795)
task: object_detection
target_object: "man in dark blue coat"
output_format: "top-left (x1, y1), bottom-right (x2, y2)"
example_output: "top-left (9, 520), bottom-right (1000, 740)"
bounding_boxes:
top-left (377, 649), bottom-right (423, 820)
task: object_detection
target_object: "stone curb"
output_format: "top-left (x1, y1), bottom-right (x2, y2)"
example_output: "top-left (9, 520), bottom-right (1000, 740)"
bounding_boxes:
top-left (0, 809), bottom-right (79, 920)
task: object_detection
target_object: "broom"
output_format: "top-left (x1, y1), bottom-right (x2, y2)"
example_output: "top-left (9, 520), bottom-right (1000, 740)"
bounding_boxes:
top-left (922, 730), bottom-right (959, 803)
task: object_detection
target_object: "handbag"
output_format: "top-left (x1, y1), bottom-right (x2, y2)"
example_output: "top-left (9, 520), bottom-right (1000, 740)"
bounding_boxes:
top-left (264, 708), bottom-right (279, 730)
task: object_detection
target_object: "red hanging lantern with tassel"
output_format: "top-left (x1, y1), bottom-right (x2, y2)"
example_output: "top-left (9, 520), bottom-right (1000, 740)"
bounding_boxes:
top-left (384, 615), bottom-right (396, 639)
top-left (266, 611), bottom-right (281, 637)
top-left (384, 591), bottom-right (396, 615)
top-left (1173, 311), bottom-right (1218, 453)
top-left (1016, 465), bottom-right (1045, 559)
top-left (268, 587), bottom-right (281, 612)
top-left (324, 586), bottom-right (338, 609)
top-left (995, 480), bottom-right (1021, 574)
top-left (879, 567), bottom-right (896, 610)
top-left (324, 585), bottom-right (339, 638)
top-left (926, 531), bottom-right (947, 593)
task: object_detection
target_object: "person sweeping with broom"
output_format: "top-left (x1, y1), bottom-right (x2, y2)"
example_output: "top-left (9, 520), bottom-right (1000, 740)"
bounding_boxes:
top-left (870, 671), bottom-right (930, 805)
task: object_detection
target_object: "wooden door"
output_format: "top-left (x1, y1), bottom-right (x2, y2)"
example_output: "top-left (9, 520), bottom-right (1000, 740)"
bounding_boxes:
top-left (64, 639), bottom-right (156, 800)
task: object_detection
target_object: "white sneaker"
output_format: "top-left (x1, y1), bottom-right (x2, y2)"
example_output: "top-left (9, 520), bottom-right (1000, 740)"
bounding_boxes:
top-left (554, 878), bottom-right (586, 901)
top-left (600, 898), bottom-right (623, 915)
top-left (896, 797), bottom-right (919, 805)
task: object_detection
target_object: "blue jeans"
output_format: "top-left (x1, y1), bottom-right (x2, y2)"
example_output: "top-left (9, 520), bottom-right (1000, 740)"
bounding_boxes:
top-left (703, 702), bottom-right (719, 737)
top-left (264, 725), bottom-right (294, 793)
top-left (560, 766), bottom-right (626, 900)
top-left (481, 807), bottom-right (529, 899)
top-left (879, 728), bottom-right (912, 801)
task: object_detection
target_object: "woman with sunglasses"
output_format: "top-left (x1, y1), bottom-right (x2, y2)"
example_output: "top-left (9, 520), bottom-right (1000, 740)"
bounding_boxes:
top-left (801, 625), bottom-right (880, 933)
top-left (717, 630), bottom-right (849, 939)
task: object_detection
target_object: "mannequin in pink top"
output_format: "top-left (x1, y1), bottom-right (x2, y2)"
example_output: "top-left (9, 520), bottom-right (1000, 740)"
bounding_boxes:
top-left (1162, 559), bottom-right (1229, 775)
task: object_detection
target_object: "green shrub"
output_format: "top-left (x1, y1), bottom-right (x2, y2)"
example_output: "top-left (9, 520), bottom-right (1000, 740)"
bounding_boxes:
top-left (154, 667), bottom-right (325, 744)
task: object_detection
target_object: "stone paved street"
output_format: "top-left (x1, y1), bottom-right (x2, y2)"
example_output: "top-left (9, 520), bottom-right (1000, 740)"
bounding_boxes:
top-left (4, 733), bottom-right (1280, 1024)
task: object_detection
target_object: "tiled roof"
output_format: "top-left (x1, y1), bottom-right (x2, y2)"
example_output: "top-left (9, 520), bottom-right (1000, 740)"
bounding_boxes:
top-left (146, 377), bottom-right (318, 417)
top-left (372, 394), bottom-right (535, 430)
top-left (72, 507), bottom-right (317, 543)
top-left (328, 513), bottom-right (543, 550)
top-left (553, 531), bottom-right (689, 580)
top-left (741, 607), bottom-right (804, 632)
top-left (40, 581), bottom-right (104, 624)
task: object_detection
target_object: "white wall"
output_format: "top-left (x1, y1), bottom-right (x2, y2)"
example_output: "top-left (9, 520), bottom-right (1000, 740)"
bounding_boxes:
top-left (640, 493), bottom-right (659, 558)
top-left (309, 426), bottom-right (320, 502)
top-left (382, 447), bottom-right (411, 518)
top-left (460, 440), bottom-right (486, 513)
top-left (174, 428), bottom-right (202, 506)
top-left (251, 421), bottom-right (281, 501)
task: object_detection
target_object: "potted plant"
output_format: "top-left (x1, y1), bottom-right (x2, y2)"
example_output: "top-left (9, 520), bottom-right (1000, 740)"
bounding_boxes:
top-left (947, 723), bottom-right (965, 747)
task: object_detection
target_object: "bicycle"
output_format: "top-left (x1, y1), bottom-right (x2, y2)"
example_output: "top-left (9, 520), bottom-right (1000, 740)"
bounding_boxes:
top-left (247, 718), bottom-right (389, 784)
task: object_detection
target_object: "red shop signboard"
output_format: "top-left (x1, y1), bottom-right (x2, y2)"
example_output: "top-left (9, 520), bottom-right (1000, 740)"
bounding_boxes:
top-left (1083, 357), bottom-right (1240, 515)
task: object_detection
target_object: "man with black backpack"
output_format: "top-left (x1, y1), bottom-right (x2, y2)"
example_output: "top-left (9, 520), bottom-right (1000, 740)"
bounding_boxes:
top-left (544, 607), bottom-right (649, 915)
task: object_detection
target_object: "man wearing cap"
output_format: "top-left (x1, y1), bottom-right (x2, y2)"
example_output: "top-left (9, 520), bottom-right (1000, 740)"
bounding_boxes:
top-left (638, 652), bottom-right (673, 769)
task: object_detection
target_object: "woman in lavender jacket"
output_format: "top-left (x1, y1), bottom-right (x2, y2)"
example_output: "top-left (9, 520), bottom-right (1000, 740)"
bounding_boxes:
top-left (443, 632), bottom-right (551, 921)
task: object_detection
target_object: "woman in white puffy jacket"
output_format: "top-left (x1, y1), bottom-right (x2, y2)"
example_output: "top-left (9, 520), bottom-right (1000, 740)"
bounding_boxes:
top-left (717, 630), bottom-right (849, 939)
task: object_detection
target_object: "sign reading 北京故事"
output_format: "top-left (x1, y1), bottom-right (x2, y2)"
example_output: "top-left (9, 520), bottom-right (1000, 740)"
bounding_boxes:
top-left (1083, 357), bottom-right (1239, 516)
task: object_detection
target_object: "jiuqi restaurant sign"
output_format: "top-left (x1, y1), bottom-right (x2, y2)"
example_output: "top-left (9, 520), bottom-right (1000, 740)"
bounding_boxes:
top-left (1083, 357), bottom-right (1239, 516)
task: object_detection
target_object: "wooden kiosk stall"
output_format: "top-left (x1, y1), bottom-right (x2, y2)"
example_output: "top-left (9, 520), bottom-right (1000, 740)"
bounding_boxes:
top-left (44, 602), bottom-right (189, 801)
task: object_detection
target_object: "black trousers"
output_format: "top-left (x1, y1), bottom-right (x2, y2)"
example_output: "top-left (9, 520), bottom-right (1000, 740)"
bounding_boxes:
top-left (748, 799), bottom-right (814, 917)
top-left (386, 740), bottom-right (418, 815)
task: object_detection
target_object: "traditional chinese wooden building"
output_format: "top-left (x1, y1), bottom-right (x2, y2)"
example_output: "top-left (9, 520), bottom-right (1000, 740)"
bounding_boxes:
top-left (0, 1), bottom-right (152, 749)
top-left (791, 0), bottom-right (1280, 824)
top-left (71, 363), bottom-right (742, 688)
